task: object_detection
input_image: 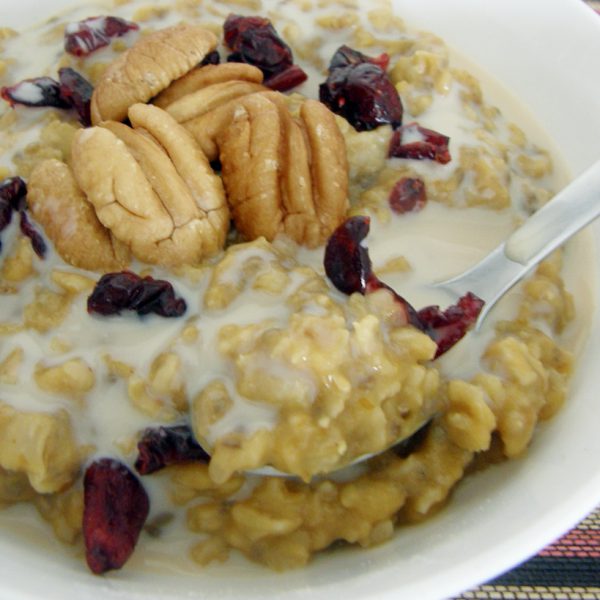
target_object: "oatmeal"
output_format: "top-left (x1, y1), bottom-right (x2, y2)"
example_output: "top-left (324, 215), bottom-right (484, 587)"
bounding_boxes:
top-left (0, 0), bottom-right (585, 575)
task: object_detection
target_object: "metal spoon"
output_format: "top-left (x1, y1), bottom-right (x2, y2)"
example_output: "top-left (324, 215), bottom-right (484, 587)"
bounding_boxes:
top-left (242, 158), bottom-right (600, 478)
top-left (436, 157), bottom-right (600, 331)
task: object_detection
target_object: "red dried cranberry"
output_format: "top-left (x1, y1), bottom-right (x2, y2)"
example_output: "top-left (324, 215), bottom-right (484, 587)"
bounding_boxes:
top-left (1, 69), bottom-right (93, 126)
top-left (64, 15), bottom-right (139, 57)
top-left (199, 50), bottom-right (221, 66)
top-left (87, 271), bottom-right (187, 318)
top-left (324, 218), bottom-right (484, 356)
top-left (417, 292), bottom-right (484, 357)
top-left (0, 177), bottom-right (25, 253)
top-left (223, 14), bottom-right (307, 91)
top-left (389, 177), bottom-right (427, 214)
top-left (0, 197), bottom-right (13, 241)
top-left (324, 217), bottom-right (417, 325)
top-left (264, 64), bottom-right (308, 92)
top-left (0, 176), bottom-right (46, 258)
top-left (0, 176), bottom-right (27, 226)
top-left (19, 211), bottom-right (46, 258)
top-left (224, 14), bottom-right (291, 76)
top-left (328, 45), bottom-right (390, 72)
top-left (319, 59), bottom-right (403, 132)
top-left (324, 216), bottom-right (374, 295)
top-left (58, 68), bottom-right (93, 126)
top-left (83, 458), bottom-right (149, 574)
top-left (389, 122), bottom-right (451, 164)
top-left (135, 425), bottom-right (209, 475)
top-left (1, 77), bottom-right (70, 109)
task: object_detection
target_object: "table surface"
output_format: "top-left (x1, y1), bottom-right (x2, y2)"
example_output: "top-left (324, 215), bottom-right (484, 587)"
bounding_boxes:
top-left (454, 3), bottom-right (600, 597)
top-left (454, 507), bottom-right (600, 599)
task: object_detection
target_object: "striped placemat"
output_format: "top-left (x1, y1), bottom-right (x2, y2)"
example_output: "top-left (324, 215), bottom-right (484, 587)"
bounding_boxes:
top-left (454, 506), bottom-right (600, 599)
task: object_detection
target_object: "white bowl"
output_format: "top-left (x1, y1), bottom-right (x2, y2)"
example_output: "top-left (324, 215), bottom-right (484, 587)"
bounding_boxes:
top-left (1, 1), bottom-right (599, 599)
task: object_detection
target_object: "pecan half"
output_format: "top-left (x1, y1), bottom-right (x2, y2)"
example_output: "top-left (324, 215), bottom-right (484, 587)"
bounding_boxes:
top-left (153, 62), bottom-right (264, 109)
top-left (27, 159), bottom-right (130, 272)
top-left (164, 80), bottom-right (266, 125)
top-left (149, 63), bottom-right (267, 162)
top-left (180, 97), bottom-right (243, 162)
top-left (300, 99), bottom-right (350, 238)
top-left (218, 92), bottom-right (349, 247)
top-left (71, 104), bottom-right (228, 266)
top-left (90, 24), bottom-right (217, 124)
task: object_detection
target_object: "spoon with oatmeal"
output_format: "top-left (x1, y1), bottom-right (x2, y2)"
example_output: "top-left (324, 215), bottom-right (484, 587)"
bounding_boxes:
top-left (240, 157), bottom-right (600, 479)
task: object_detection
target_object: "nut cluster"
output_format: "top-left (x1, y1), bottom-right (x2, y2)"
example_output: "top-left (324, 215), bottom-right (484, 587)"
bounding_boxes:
top-left (28, 23), bottom-right (350, 270)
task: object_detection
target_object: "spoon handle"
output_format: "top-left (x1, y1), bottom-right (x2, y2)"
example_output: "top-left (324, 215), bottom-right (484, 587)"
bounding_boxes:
top-left (504, 158), bottom-right (600, 265)
top-left (436, 158), bottom-right (600, 328)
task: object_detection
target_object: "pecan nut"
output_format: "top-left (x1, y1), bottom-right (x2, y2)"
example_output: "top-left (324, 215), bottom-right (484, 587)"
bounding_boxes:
top-left (164, 79), bottom-right (267, 125)
top-left (71, 103), bottom-right (229, 266)
top-left (149, 63), bottom-right (267, 162)
top-left (218, 92), bottom-right (349, 247)
top-left (153, 62), bottom-right (264, 109)
top-left (90, 24), bottom-right (218, 124)
top-left (180, 97), bottom-right (244, 162)
top-left (27, 159), bottom-right (130, 272)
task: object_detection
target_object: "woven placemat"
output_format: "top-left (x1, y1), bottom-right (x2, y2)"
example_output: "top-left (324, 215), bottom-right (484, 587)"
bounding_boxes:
top-left (454, 507), bottom-right (600, 599)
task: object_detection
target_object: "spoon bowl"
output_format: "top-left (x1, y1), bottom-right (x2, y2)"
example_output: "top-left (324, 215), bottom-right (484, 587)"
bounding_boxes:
top-left (435, 157), bottom-right (600, 331)
top-left (204, 158), bottom-right (600, 480)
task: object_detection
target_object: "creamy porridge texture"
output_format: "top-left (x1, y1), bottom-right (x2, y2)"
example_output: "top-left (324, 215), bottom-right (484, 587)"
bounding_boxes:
top-left (0, 0), bottom-right (584, 575)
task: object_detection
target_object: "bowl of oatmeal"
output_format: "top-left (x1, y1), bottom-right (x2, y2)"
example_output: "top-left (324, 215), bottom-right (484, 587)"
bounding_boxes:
top-left (0, 0), bottom-right (599, 598)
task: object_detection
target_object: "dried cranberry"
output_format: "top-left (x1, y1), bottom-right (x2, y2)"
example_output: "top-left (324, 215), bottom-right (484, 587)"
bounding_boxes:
top-left (224, 14), bottom-right (291, 76)
top-left (324, 217), bottom-right (484, 356)
top-left (1, 77), bottom-right (69, 109)
top-left (223, 14), bottom-right (307, 91)
top-left (328, 45), bottom-right (390, 72)
top-left (324, 217), bottom-right (417, 324)
top-left (324, 216), bottom-right (374, 295)
top-left (0, 196), bottom-right (13, 241)
top-left (1, 69), bottom-right (93, 126)
top-left (264, 64), bottom-right (308, 92)
top-left (0, 176), bottom-right (27, 225)
top-left (87, 272), bottom-right (187, 318)
top-left (19, 211), bottom-right (46, 258)
top-left (389, 177), bottom-right (427, 214)
top-left (319, 59), bottom-right (403, 132)
top-left (199, 50), bottom-right (221, 66)
top-left (0, 176), bottom-right (46, 258)
top-left (83, 458), bottom-right (149, 574)
top-left (389, 122), bottom-right (451, 164)
top-left (135, 425), bottom-right (209, 475)
top-left (417, 292), bottom-right (484, 357)
top-left (58, 68), bottom-right (93, 126)
top-left (0, 177), bottom-right (25, 253)
top-left (64, 15), bottom-right (139, 57)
